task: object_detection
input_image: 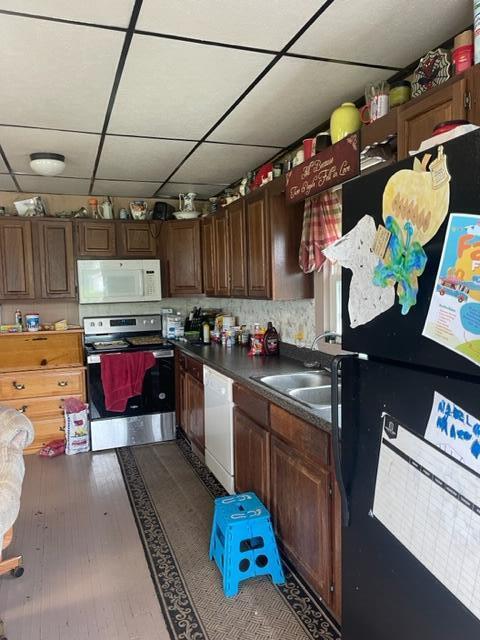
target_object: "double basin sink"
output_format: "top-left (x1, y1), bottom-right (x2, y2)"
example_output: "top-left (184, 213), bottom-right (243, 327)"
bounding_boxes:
top-left (253, 370), bottom-right (340, 422)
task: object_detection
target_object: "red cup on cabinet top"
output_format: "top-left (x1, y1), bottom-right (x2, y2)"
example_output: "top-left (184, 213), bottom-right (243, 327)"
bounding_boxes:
top-left (302, 137), bottom-right (316, 160)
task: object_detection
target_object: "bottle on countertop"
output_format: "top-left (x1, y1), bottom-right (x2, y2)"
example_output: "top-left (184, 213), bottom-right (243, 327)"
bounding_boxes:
top-left (15, 308), bottom-right (23, 330)
top-left (202, 320), bottom-right (211, 345)
top-left (264, 321), bottom-right (279, 355)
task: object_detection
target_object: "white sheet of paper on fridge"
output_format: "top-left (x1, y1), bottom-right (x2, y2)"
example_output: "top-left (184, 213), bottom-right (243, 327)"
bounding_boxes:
top-left (323, 214), bottom-right (394, 327)
top-left (425, 391), bottom-right (480, 473)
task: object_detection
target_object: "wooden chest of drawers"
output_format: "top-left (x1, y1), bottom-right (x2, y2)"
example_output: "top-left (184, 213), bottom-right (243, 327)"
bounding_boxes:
top-left (0, 330), bottom-right (86, 454)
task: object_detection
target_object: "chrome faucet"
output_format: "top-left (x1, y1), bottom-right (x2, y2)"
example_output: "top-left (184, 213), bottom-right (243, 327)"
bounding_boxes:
top-left (304, 331), bottom-right (342, 370)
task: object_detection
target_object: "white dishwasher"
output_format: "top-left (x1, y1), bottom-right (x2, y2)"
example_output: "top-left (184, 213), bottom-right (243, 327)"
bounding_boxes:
top-left (203, 366), bottom-right (235, 494)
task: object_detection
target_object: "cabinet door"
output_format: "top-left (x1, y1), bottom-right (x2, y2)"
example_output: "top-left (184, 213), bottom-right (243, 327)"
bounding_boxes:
top-left (271, 435), bottom-right (333, 603)
top-left (186, 372), bottom-right (204, 452)
top-left (201, 217), bottom-right (216, 296)
top-left (234, 407), bottom-right (270, 506)
top-left (117, 222), bottom-right (158, 257)
top-left (397, 76), bottom-right (467, 159)
top-left (246, 191), bottom-right (271, 298)
top-left (166, 220), bottom-right (203, 295)
top-left (36, 220), bottom-right (75, 298)
top-left (75, 220), bottom-right (116, 257)
top-left (0, 219), bottom-right (34, 299)
top-left (228, 200), bottom-right (247, 297)
top-left (214, 209), bottom-right (230, 297)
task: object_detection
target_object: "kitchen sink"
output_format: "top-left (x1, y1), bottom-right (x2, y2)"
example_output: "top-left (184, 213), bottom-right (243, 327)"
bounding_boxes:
top-left (253, 370), bottom-right (340, 421)
top-left (258, 371), bottom-right (332, 392)
top-left (289, 384), bottom-right (340, 406)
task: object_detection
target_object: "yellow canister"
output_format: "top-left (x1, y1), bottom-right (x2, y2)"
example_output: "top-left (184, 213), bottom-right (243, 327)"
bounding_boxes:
top-left (330, 102), bottom-right (361, 144)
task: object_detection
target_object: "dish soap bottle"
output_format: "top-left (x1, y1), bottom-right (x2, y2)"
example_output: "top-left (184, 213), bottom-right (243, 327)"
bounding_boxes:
top-left (202, 320), bottom-right (211, 345)
top-left (264, 322), bottom-right (279, 355)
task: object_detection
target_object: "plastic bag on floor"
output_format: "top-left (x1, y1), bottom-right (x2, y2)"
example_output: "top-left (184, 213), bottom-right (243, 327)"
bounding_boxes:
top-left (64, 397), bottom-right (90, 455)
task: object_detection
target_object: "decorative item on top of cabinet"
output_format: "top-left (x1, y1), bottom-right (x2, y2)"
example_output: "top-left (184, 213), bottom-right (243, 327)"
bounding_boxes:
top-left (116, 221), bottom-right (159, 257)
top-left (34, 219), bottom-right (75, 299)
top-left (0, 218), bottom-right (34, 299)
top-left (75, 219), bottom-right (116, 257)
top-left (397, 75), bottom-right (467, 159)
top-left (165, 219), bottom-right (203, 296)
top-left (213, 209), bottom-right (230, 297)
top-left (201, 216), bottom-right (216, 296)
top-left (228, 199), bottom-right (248, 297)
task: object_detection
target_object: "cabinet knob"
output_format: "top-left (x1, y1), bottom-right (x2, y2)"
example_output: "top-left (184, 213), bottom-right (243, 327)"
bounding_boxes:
top-left (59, 426), bottom-right (65, 432)
top-left (40, 359), bottom-right (48, 366)
top-left (58, 380), bottom-right (68, 387)
top-left (13, 382), bottom-right (25, 390)
top-left (17, 405), bottom-right (28, 413)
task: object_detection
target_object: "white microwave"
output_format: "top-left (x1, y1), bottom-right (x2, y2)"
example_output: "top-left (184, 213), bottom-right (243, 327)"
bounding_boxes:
top-left (77, 259), bottom-right (162, 304)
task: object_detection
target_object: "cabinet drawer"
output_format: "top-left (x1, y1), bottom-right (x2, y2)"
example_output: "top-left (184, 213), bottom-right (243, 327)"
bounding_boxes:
top-left (0, 331), bottom-right (83, 372)
top-left (1, 394), bottom-right (83, 420)
top-left (0, 368), bottom-right (85, 400)
top-left (25, 416), bottom-right (66, 454)
top-left (233, 382), bottom-right (269, 429)
top-left (270, 404), bottom-right (329, 467)
top-left (186, 355), bottom-right (203, 382)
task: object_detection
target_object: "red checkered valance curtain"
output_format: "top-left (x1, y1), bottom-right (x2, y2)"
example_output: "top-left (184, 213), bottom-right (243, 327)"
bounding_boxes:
top-left (299, 189), bottom-right (342, 273)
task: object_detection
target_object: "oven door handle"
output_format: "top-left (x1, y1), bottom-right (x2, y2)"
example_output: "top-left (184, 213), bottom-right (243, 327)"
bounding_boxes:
top-left (87, 349), bottom-right (173, 364)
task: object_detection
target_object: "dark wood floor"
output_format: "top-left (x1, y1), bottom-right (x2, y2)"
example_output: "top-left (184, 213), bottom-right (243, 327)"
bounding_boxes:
top-left (0, 451), bottom-right (170, 639)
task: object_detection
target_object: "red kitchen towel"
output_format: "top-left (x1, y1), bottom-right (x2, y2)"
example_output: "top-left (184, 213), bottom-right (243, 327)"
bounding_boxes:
top-left (299, 189), bottom-right (342, 273)
top-left (101, 351), bottom-right (156, 412)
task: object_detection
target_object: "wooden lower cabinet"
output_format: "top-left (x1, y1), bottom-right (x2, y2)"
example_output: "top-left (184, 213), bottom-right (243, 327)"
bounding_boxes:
top-left (271, 435), bottom-right (333, 605)
top-left (233, 407), bottom-right (270, 507)
top-left (186, 372), bottom-right (205, 453)
top-left (0, 330), bottom-right (86, 454)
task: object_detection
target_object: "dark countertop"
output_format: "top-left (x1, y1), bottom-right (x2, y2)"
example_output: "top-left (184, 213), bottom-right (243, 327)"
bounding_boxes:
top-left (175, 340), bottom-right (332, 433)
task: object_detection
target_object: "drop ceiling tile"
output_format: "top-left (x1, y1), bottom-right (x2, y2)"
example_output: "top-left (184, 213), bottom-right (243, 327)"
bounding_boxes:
top-left (0, 127), bottom-right (100, 178)
top-left (290, 0), bottom-right (472, 67)
top-left (108, 35), bottom-right (273, 138)
top-left (0, 153), bottom-right (8, 172)
top-left (0, 0), bottom-right (135, 27)
top-left (173, 143), bottom-right (275, 184)
top-left (0, 14), bottom-right (124, 130)
top-left (15, 175), bottom-right (91, 195)
top-left (210, 57), bottom-right (391, 147)
top-left (92, 180), bottom-right (158, 197)
top-left (137, 0), bottom-right (322, 50)
top-left (97, 136), bottom-right (196, 181)
top-left (0, 174), bottom-right (16, 191)
top-left (157, 182), bottom-right (225, 198)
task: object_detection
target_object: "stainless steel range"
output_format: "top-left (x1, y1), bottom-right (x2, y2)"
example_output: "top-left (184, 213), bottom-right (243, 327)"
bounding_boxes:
top-left (83, 314), bottom-right (175, 451)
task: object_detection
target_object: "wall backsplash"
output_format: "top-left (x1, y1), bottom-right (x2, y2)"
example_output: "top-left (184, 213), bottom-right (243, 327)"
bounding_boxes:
top-left (78, 297), bottom-right (316, 347)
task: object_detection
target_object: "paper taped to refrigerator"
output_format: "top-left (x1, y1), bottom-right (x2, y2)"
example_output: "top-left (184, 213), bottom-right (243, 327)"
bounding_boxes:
top-left (373, 414), bottom-right (480, 622)
top-left (425, 392), bottom-right (480, 474)
top-left (322, 214), bottom-right (394, 327)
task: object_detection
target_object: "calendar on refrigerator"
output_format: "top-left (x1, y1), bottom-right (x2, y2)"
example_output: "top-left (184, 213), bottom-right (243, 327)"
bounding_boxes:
top-left (372, 413), bottom-right (480, 621)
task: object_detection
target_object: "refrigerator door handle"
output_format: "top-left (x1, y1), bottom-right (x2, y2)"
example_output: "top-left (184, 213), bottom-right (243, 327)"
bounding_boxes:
top-left (331, 353), bottom-right (358, 528)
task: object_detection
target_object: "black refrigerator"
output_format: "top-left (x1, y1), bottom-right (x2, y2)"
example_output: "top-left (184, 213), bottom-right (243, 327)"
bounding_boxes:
top-left (332, 130), bottom-right (480, 640)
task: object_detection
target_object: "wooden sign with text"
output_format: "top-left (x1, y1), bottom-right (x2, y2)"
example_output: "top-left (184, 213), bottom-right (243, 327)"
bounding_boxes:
top-left (285, 133), bottom-right (360, 203)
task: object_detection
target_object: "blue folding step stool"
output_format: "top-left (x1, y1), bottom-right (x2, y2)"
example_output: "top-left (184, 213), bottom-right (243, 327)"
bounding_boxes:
top-left (209, 492), bottom-right (285, 597)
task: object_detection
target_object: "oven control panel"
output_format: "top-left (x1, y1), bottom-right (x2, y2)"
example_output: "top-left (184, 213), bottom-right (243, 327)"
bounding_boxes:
top-left (83, 315), bottom-right (162, 335)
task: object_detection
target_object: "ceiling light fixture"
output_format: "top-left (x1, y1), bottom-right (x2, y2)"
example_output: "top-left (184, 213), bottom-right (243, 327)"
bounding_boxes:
top-left (29, 152), bottom-right (65, 177)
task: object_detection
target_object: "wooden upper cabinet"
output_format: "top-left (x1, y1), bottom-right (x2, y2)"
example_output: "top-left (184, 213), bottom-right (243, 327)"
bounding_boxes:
top-left (271, 435), bottom-right (333, 604)
top-left (214, 209), bottom-right (230, 297)
top-left (0, 218), bottom-right (34, 300)
top-left (228, 200), bottom-right (247, 297)
top-left (397, 76), bottom-right (467, 159)
top-left (36, 220), bottom-right (75, 299)
top-left (75, 220), bottom-right (116, 257)
top-left (201, 216), bottom-right (216, 296)
top-left (246, 191), bottom-right (271, 298)
top-left (166, 220), bottom-right (203, 296)
top-left (117, 221), bottom-right (158, 257)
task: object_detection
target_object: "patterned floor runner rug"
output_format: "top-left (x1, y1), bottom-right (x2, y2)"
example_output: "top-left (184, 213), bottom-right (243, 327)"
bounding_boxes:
top-left (117, 440), bottom-right (341, 640)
